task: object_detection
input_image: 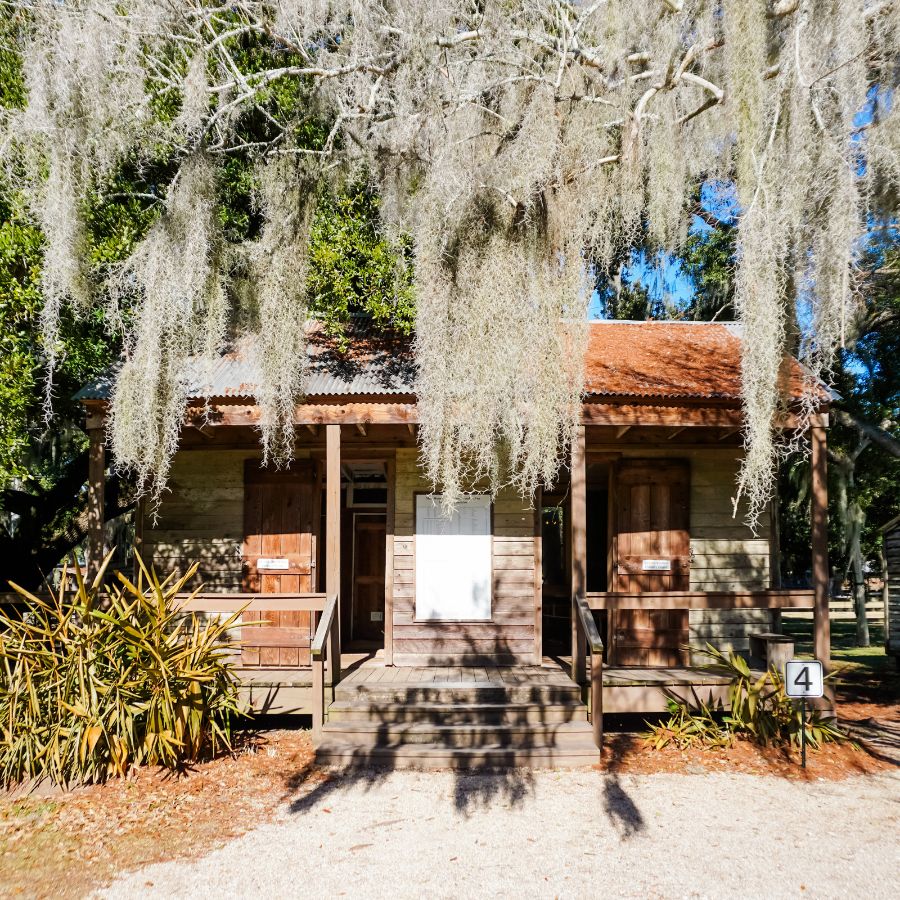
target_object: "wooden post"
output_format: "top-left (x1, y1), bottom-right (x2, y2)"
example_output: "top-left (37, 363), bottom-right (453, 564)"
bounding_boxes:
top-left (533, 487), bottom-right (543, 666)
top-left (384, 456), bottom-right (395, 666)
top-left (769, 480), bottom-right (782, 634)
top-left (326, 424), bottom-right (341, 684)
top-left (571, 424), bottom-right (587, 684)
top-left (591, 646), bottom-right (603, 751)
top-left (312, 654), bottom-right (324, 744)
top-left (811, 425), bottom-right (831, 668)
top-left (86, 425), bottom-right (105, 581)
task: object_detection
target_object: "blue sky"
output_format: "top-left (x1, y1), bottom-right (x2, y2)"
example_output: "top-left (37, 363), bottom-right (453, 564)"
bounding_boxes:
top-left (588, 181), bottom-right (738, 320)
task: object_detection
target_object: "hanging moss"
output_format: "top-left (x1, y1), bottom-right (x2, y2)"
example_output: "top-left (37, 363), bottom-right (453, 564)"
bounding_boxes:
top-left (1, 0), bottom-right (897, 522)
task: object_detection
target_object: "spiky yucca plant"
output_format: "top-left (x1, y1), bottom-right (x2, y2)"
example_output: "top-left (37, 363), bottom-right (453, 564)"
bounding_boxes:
top-left (0, 552), bottom-right (244, 786)
top-left (644, 644), bottom-right (848, 752)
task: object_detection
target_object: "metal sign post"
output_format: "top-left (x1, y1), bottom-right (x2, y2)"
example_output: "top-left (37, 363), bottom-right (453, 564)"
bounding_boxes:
top-left (784, 660), bottom-right (825, 769)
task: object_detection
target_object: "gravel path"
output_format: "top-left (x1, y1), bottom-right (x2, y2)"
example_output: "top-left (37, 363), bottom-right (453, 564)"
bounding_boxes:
top-left (99, 768), bottom-right (899, 900)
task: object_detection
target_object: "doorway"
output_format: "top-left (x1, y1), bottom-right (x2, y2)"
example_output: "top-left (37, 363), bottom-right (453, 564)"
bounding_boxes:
top-left (351, 513), bottom-right (387, 644)
top-left (241, 460), bottom-right (319, 668)
top-left (609, 459), bottom-right (691, 666)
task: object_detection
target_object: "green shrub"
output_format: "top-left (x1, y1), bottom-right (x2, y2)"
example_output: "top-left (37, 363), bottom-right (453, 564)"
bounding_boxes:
top-left (0, 553), bottom-right (245, 786)
top-left (644, 643), bottom-right (848, 751)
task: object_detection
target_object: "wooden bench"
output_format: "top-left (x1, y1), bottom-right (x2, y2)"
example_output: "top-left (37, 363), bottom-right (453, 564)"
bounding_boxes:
top-left (749, 632), bottom-right (795, 674)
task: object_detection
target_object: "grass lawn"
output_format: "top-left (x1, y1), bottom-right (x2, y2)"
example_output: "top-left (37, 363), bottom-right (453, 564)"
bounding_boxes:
top-left (782, 617), bottom-right (899, 716)
top-left (782, 619), bottom-right (889, 671)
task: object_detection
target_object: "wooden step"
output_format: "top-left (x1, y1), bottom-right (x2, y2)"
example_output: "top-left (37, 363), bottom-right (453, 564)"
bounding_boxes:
top-left (315, 739), bottom-right (601, 770)
top-left (333, 682), bottom-right (583, 706)
top-left (319, 720), bottom-right (594, 749)
top-left (326, 700), bottom-right (588, 726)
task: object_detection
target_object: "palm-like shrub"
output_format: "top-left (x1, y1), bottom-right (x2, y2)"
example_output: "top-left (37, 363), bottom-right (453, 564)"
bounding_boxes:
top-left (0, 553), bottom-right (244, 786)
top-left (645, 644), bottom-right (847, 751)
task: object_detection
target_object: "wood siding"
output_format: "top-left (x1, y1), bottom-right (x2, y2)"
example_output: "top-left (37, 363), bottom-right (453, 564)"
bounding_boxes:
top-left (885, 526), bottom-right (900, 658)
top-left (390, 449), bottom-right (536, 665)
top-left (688, 453), bottom-right (774, 651)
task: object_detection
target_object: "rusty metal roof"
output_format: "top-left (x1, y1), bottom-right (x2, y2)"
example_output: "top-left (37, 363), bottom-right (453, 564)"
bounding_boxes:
top-left (75, 321), bottom-right (416, 401)
top-left (584, 320), bottom-right (745, 400)
top-left (76, 319), bottom-right (812, 404)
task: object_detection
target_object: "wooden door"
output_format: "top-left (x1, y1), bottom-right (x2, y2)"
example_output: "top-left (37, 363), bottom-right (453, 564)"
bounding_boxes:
top-left (242, 461), bottom-right (318, 667)
top-left (612, 460), bottom-right (690, 666)
top-left (352, 515), bottom-right (386, 643)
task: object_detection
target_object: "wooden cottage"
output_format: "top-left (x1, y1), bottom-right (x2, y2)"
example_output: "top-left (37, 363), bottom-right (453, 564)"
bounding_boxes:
top-left (78, 320), bottom-right (831, 767)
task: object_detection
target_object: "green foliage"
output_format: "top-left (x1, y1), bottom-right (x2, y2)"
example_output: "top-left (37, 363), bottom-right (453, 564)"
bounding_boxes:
top-left (307, 186), bottom-right (415, 338)
top-left (0, 554), bottom-right (244, 787)
top-left (644, 644), bottom-right (848, 751)
top-left (681, 222), bottom-right (736, 321)
top-left (643, 690), bottom-right (731, 751)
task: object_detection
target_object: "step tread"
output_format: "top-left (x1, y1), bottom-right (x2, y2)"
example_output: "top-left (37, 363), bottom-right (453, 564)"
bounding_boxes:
top-left (327, 700), bottom-right (587, 712)
top-left (323, 719), bottom-right (592, 733)
top-left (315, 740), bottom-right (600, 769)
top-left (335, 685), bottom-right (582, 699)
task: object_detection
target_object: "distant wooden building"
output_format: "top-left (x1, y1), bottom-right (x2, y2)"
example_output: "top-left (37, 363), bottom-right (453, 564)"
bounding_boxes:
top-left (77, 320), bottom-right (831, 766)
top-left (881, 514), bottom-right (900, 664)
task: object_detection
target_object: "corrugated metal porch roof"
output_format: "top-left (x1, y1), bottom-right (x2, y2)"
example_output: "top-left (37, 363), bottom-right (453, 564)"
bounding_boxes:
top-left (75, 319), bottom-right (815, 405)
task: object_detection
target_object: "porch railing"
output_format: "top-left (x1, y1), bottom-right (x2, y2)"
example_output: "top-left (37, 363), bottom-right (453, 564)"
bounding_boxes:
top-left (584, 590), bottom-right (815, 611)
top-left (177, 592), bottom-right (329, 613)
top-left (573, 593), bottom-right (604, 751)
top-left (177, 592), bottom-right (328, 667)
top-left (311, 592), bottom-right (340, 743)
top-left (572, 589), bottom-right (817, 750)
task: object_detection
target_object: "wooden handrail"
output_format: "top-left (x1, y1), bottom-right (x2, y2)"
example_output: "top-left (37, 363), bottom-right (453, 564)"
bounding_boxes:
top-left (574, 593), bottom-right (604, 654)
top-left (177, 592), bottom-right (328, 613)
top-left (585, 590), bottom-right (815, 611)
top-left (573, 593), bottom-right (603, 752)
top-left (311, 593), bottom-right (340, 744)
top-left (311, 593), bottom-right (338, 659)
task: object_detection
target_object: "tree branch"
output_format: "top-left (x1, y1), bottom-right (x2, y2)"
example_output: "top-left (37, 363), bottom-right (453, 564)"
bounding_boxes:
top-left (833, 407), bottom-right (900, 458)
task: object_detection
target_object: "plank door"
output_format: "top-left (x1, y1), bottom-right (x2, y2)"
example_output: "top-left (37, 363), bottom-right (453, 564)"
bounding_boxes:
top-left (352, 515), bottom-right (387, 643)
top-left (612, 459), bottom-right (690, 666)
top-left (242, 461), bottom-right (318, 667)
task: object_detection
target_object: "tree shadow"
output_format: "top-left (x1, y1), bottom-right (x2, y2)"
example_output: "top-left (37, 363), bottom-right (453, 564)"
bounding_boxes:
top-left (602, 774), bottom-right (645, 839)
top-left (599, 733), bottom-right (646, 840)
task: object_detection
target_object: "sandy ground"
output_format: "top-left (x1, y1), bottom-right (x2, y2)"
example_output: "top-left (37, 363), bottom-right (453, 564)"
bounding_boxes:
top-left (98, 767), bottom-right (900, 900)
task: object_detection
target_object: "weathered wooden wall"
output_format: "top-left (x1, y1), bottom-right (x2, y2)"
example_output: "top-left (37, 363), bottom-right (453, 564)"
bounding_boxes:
top-left (143, 449), bottom-right (317, 591)
top-left (688, 453), bottom-right (775, 651)
top-left (885, 525), bottom-right (900, 660)
top-left (391, 448), bottom-right (536, 665)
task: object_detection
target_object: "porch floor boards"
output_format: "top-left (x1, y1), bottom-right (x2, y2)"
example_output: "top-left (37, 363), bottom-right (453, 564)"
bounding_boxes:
top-left (336, 659), bottom-right (577, 691)
top-left (236, 651), bottom-right (728, 696)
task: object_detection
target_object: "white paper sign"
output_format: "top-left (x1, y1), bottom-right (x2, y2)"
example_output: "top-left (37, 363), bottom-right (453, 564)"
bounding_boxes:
top-left (784, 660), bottom-right (824, 698)
top-left (642, 559), bottom-right (672, 571)
top-left (257, 558), bottom-right (290, 570)
top-left (416, 495), bottom-right (491, 621)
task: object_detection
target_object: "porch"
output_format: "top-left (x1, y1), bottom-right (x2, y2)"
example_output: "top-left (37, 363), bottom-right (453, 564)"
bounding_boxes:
top-left (178, 588), bottom-right (804, 767)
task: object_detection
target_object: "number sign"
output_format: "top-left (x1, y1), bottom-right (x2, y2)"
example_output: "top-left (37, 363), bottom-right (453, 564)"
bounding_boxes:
top-left (784, 660), bottom-right (824, 699)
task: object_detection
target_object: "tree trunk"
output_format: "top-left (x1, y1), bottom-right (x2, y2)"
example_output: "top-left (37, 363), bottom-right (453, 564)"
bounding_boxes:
top-left (849, 510), bottom-right (871, 648)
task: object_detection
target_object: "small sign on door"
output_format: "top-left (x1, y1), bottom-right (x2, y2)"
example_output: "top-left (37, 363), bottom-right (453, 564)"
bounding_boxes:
top-left (784, 660), bottom-right (824, 698)
top-left (257, 558), bottom-right (290, 570)
top-left (641, 559), bottom-right (672, 571)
